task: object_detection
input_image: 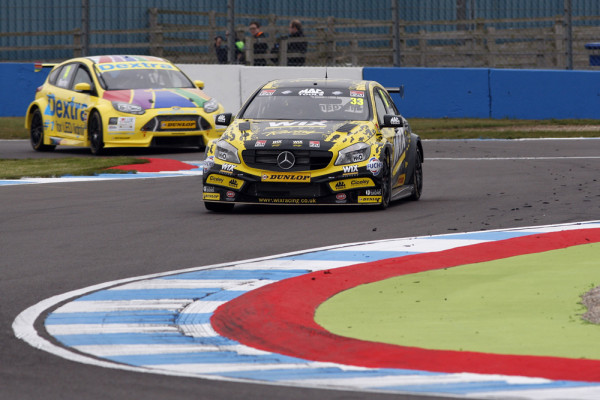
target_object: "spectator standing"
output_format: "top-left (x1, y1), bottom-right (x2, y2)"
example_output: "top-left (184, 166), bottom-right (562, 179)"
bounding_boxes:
top-left (214, 35), bottom-right (228, 64)
top-left (234, 32), bottom-right (246, 64)
top-left (287, 19), bottom-right (307, 66)
top-left (248, 21), bottom-right (268, 66)
top-left (223, 31), bottom-right (245, 64)
top-left (271, 19), bottom-right (307, 66)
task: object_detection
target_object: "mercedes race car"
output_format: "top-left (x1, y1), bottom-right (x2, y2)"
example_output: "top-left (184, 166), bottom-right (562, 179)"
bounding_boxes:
top-left (25, 55), bottom-right (224, 154)
top-left (202, 78), bottom-right (423, 211)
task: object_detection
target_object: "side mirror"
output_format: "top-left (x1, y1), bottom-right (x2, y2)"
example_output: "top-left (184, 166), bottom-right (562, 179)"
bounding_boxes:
top-left (382, 114), bottom-right (404, 128)
top-left (194, 80), bottom-right (205, 89)
top-left (215, 113), bottom-right (233, 126)
top-left (74, 82), bottom-right (92, 93)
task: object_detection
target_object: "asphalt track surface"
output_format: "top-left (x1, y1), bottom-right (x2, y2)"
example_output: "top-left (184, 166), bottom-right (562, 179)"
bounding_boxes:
top-left (2, 138), bottom-right (600, 400)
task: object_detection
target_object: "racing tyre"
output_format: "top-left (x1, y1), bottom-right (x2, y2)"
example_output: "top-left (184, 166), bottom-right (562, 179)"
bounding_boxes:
top-left (204, 202), bottom-right (235, 212)
top-left (89, 111), bottom-right (105, 155)
top-left (30, 109), bottom-right (55, 152)
top-left (378, 152), bottom-right (392, 210)
top-left (409, 147), bottom-right (423, 201)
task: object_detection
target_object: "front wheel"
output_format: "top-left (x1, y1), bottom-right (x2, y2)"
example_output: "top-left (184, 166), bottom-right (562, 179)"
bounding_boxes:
top-left (378, 152), bottom-right (392, 210)
top-left (204, 202), bottom-right (235, 212)
top-left (89, 111), bottom-right (104, 155)
top-left (30, 109), bottom-right (55, 152)
top-left (409, 147), bottom-right (423, 201)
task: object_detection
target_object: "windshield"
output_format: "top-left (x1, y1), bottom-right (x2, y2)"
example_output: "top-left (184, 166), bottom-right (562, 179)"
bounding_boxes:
top-left (97, 68), bottom-right (195, 90)
top-left (241, 87), bottom-right (370, 121)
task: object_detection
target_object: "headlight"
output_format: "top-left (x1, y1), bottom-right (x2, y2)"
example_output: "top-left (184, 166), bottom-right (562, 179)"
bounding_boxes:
top-left (203, 98), bottom-right (219, 113)
top-left (112, 102), bottom-right (145, 115)
top-left (335, 142), bottom-right (371, 165)
top-left (215, 140), bottom-right (240, 164)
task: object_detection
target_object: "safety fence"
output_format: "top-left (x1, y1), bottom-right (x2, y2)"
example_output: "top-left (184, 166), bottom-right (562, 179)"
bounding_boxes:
top-left (2, 2), bottom-right (600, 70)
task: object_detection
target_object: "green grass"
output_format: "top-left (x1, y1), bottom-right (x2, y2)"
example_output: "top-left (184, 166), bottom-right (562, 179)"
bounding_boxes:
top-left (410, 118), bottom-right (600, 139)
top-left (0, 117), bottom-right (29, 139)
top-left (0, 157), bottom-right (149, 179)
top-left (316, 243), bottom-right (600, 359)
top-left (0, 117), bottom-right (149, 179)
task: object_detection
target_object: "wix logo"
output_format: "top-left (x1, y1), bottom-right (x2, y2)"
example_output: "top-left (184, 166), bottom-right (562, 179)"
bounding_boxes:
top-left (221, 164), bottom-right (235, 172)
top-left (268, 121), bottom-right (327, 127)
top-left (343, 165), bottom-right (359, 173)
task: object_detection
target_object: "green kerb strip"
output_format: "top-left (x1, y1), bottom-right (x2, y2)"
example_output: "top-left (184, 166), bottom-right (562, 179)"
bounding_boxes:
top-left (315, 243), bottom-right (600, 359)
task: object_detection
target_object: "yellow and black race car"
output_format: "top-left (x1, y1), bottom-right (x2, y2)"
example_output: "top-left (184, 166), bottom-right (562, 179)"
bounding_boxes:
top-left (203, 78), bottom-right (423, 211)
top-left (25, 55), bottom-right (224, 154)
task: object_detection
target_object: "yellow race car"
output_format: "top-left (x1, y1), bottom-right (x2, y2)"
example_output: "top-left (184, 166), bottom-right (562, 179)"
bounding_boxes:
top-left (203, 78), bottom-right (423, 211)
top-left (25, 55), bottom-right (224, 154)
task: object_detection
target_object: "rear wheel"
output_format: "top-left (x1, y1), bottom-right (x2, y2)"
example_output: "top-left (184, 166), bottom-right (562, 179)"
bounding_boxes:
top-left (378, 152), bottom-right (392, 210)
top-left (204, 202), bottom-right (235, 212)
top-left (409, 147), bottom-right (423, 201)
top-left (30, 109), bottom-right (55, 152)
top-left (89, 111), bottom-right (104, 155)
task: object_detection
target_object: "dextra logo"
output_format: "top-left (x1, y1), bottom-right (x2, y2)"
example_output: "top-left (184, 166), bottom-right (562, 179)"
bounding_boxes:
top-left (97, 62), bottom-right (174, 71)
top-left (44, 94), bottom-right (87, 121)
top-left (269, 121), bottom-right (327, 127)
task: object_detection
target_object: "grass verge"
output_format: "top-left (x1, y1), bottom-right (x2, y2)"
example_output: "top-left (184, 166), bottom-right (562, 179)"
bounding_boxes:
top-left (0, 157), bottom-right (149, 179)
top-left (411, 118), bottom-right (600, 139)
top-left (0, 117), bottom-right (29, 139)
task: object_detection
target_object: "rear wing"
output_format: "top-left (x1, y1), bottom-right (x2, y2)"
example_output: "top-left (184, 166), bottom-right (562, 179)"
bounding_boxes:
top-left (34, 62), bottom-right (57, 72)
top-left (385, 85), bottom-right (405, 99)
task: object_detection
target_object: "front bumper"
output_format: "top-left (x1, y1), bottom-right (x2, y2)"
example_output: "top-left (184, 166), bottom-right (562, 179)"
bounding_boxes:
top-left (104, 112), bottom-right (224, 148)
top-left (202, 167), bottom-right (384, 206)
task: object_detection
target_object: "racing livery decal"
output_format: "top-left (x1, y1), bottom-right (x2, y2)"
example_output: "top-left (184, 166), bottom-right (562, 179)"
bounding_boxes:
top-left (202, 78), bottom-right (423, 211)
top-left (26, 54), bottom-right (224, 154)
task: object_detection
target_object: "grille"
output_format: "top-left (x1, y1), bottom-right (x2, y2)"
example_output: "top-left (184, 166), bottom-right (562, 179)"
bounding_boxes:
top-left (241, 149), bottom-right (332, 171)
top-left (142, 115), bottom-right (211, 132)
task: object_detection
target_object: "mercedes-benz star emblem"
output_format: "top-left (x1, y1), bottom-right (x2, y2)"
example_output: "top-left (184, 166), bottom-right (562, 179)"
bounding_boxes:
top-left (277, 151), bottom-right (295, 169)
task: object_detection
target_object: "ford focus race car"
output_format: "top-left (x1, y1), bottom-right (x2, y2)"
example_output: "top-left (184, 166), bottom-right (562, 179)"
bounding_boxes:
top-left (203, 78), bottom-right (423, 211)
top-left (26, 55), bottom-right (224, 154)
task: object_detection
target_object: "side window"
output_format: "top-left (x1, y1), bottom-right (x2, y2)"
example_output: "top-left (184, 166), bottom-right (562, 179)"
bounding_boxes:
top-left (47, 66), bottom-right (63, 86)
top-left (55, 63), bottom-right (77, 89)
top-left (373, 90), bottom-right (388, 125)
top-left (71, 66), bottom-right (93, 89)
top-left (379, 88), bottom-right (399, 115)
